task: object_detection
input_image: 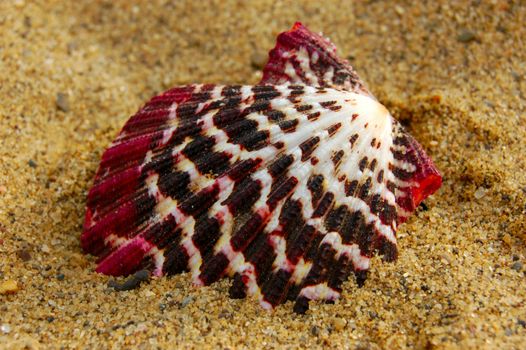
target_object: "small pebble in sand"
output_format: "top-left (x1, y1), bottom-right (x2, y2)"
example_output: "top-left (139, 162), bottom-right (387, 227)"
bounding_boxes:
top-left (0, 280), bottom-right (19, 295)
top-left (56, 92), bottom-right (70, 112)
top-left (108, 269), bottom-right (150, 291)
top-left (332, 317), bottom-right (347, 331)
top-left (28, 159), bottom-right (37, 168)
top-left (250, 51), bottom-right (267, 70)
top-left (0, 324), bottom-right (11, 334)
top-left (474, 187), bottom-right (486, 199)
top-left (181, 296), bottom-right (194, 308)
top-left (502, 233), bottom-right (512, 247)
top-left (56, 273), bottom-right (65, 281)
top-left (17, 249), bottom-right (32, 262)
top-left (394, 5), bottom-right (405, 15)
top-left (511, 262), bottom-right (523, 272)
top-left (41, 244), bottom-right (50, 253)
top-left (457, 29), bottom-right (477, 43)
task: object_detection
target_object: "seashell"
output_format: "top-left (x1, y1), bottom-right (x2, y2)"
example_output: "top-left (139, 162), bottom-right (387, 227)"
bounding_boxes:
top-left (81, 22), bottom-right (442, 313)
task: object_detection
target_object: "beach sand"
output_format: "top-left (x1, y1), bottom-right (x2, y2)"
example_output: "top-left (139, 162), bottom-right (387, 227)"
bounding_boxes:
top-left (1, 1), bottom-right (525, 348)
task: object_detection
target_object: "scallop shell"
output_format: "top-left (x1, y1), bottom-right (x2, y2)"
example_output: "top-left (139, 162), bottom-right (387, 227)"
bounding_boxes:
top-left (81, 22), bottom-right (442, 313)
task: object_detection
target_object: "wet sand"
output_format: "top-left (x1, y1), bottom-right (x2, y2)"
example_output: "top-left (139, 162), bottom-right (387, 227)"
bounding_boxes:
top-left (1, 1), bottom-right (525, 349)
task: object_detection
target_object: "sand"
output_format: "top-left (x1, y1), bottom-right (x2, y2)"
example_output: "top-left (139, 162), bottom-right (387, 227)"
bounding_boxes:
top-left (1, 0), bottom-right (525, 349)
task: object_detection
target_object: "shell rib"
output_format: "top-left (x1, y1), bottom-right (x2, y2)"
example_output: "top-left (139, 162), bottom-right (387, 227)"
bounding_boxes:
top-left (81, 22), bottom-right (442, 313)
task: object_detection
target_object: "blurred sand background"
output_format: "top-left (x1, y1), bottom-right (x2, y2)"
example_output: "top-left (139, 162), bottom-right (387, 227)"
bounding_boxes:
top-left (1, 0), bottom-right (525, 349)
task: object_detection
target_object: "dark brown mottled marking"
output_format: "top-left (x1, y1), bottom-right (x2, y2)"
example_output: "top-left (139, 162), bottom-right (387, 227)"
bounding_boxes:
top-left (392, 166), bottom-right (413, 181)
top-left (312, 192), bottom-right (334, 218)
top-left (162, 243), bottom-right (189, 275)
top-left (369, 194), bottom-right (397, 225)
top-left (199, 252), bottom-right (230, 285)
top-left (229, 273), bottom-right (247, 299)
top-left (338, 174), bottom-right (346, 182)
top-left (195, 151), bottom-right (232, 176)
top-left (328, 254), bottom-right (354, 292)
top-left (213, 96), bottom-right (243, 129)
top-left (325, 205), bottom-right (348, 232)
top-left (327, 123), bottom-right (342, 135)
top-left (340, 210), bottom-right (363, 244)
top-left (299, 136), bottom-right (320, 161)
top-left (278, 199), bottom-right (305, 259)
top-left (296, 104), bottom-right (313, 112)
top-left (307, 174), bottom-right (324, 207)
top-left (231, 213), bottom-right (265, 251)
top-left (302, 243), bottom-right (337, 289)
top-left (157, 170), bottom-right (191, 202)
top-left (328, 105), bottom-right (342, 111)
top-left (245, 100), bottom-right (271, 114)
top-left (377, 170), bottom-right (384, 183)
top-left (393, 135), bottom-right (410, 147)
top-left (221, 85), bottom-right (242, 97)
top-left (304, 232), bottom-right (324, 262)
top-left (262, 269), bottom-right (292, 306)
top-left (386, 180), bottom-right (396, 193)
top-left (192, 216), bottom-right (221, 255)
top-left (351, 113), bottom-right (359, 121)
top-left (266, 109), bottom-right (285, 122)
top-left (286, 224), bottom-right (316, 264)
top-left (134, 192), bottom-right (158, 224)
top-left (331, 150), bottom-right (344, 165)
top-left (268, 154), bottom-right (294, 177)
top-left (182, 136), bottom-right (231, 176)
top-left (320, 101), bottom-right (336, 108)
top-left (226, 158), bottom-right (262, 182)
top-left (376, 235), bottom-right (398, 262)
top-left (307, 111), bottom-right (321, 120)
top-left (369, 158), bottom-right (377, 172)
top-left (349, 134), bottom-right (359, 147)
top-left (288, 85), bottom-right (304, 94)
top-left (274, 141), bottom-right (285, 149)
top-left (340, 210), bottom-right (376, 256)
top-left (267, 177), bottom-right (298, 210)
top-left (224, 118), bottom-right (269, 151)
top-left (244, 233), bottom-right (276, 286)
top-left (223, 178), bottom-right (262, 215)
top-left (359, 157), bottom-right (368, 172)
top-left (356, 219), bottom-right (377, 257)
top-left (289, 89), bottom-right (304, 97)
top-left (278, 119), bottom-right (299, 133)
top-left (167, 119), bottom-right (203, 147)
top-left (345, 180), bottom-right (358, 196)
top-left (252, 85), bottom-right (281, 100)
top-left (179, 184), bottom-right (220, 217)
top-left (310, 157), bottom-right (319, 165)
top-left (357, 177), bottom-right (372, 200)
top-left (143, 216), bottom-right (179, 249)
top-left (140, 143), bottom-right (176, 177)
top-left (370, 138), bottom-right (377, 147)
